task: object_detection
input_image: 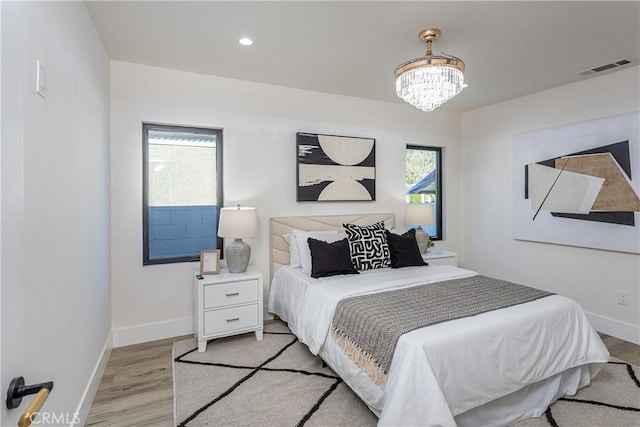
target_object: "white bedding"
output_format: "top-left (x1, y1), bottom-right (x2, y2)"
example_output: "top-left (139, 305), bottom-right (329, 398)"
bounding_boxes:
top-left (268, 265), bottom-right (610, 426)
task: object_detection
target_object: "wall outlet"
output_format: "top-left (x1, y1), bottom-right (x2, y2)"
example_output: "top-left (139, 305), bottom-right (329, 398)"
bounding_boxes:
top-left (616, 290), bottom-right (630, 306)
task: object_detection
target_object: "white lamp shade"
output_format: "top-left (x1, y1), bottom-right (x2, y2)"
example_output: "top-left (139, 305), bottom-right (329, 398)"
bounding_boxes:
top-left (218, 206), bottom-right (258, 239)
top-left (405, 204), bottom-right (435, 226)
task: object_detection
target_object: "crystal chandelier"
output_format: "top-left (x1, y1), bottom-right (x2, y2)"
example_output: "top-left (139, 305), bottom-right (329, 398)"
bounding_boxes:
top-left (395, 28), bottom-right (465, 112)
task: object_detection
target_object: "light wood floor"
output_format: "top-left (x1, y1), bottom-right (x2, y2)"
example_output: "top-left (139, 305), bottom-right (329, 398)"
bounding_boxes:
top-left (86, 335), bottom-right (189, 426)
top-left (86, 332), bottom-right (639, 426)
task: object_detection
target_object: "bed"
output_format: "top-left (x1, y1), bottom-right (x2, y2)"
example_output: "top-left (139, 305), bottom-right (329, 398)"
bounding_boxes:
top-left (267, 213), bottom-right (610, 426)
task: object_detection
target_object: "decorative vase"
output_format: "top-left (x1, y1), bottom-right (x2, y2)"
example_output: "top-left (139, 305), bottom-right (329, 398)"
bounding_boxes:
top-left (225, 238), bottom-right (251, 273)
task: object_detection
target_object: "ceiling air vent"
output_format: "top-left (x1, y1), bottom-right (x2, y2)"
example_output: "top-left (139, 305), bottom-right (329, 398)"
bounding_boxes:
top-left (578, 58), bottom-right (638, 76)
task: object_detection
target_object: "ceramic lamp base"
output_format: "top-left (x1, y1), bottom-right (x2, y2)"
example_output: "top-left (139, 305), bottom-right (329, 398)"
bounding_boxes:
top-left (414, 226), bottom-right (431, 254)
top-left (225, 238), bottom-right (251, 273)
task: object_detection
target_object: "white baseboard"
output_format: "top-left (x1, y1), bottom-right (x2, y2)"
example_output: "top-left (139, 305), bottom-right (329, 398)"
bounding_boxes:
top-left (113, 309), bottom-right (276, 349)
top-left (586, 311), bottom-right (640, 345)
top-left (112, 316), bottom-right (194, 347)
top-left (73, 331), bottom-right (113, 426)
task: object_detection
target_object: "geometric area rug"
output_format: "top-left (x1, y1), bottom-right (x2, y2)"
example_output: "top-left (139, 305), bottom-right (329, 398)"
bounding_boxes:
top-left (173, 321), bottom-right (640, 426)
top-left (514, 358), bottom-right (640, 427)
top-left (173, 321), bottom-right (376, 426)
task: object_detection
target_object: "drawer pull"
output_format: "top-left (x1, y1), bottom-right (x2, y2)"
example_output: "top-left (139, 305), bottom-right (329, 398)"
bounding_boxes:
top-left (226, 292), bottom-right (240, 297)
top-left (226, 317), bottom-right (240, 322)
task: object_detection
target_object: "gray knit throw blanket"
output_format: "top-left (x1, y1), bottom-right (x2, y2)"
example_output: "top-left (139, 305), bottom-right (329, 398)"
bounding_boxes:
top-left (331, 275), bottom-right (553, 388)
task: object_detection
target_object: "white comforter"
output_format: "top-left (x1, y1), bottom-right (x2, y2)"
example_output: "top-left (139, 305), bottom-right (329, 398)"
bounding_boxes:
top-left (268, 265), bottom-right (610, 426)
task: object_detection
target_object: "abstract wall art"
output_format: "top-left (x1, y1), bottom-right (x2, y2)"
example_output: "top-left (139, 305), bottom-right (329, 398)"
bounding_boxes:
top-left (297, 132), bottom-right (375, 202)
top-left (513, 112), bottom-right (640, 253)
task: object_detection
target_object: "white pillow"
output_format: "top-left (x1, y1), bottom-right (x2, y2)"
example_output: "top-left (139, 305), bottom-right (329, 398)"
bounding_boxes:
top-left (284, 229), bottom-right (339, 269)
top-left (283, 233), bottom-right (298, 267)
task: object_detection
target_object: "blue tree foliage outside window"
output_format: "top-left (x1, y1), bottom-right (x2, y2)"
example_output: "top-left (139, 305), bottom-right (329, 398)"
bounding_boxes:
top-left (406, 145), bottom-right (443, 240)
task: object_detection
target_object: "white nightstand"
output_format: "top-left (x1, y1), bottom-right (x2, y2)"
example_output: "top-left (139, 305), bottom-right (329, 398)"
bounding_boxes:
top-left (423, 249), bottom-right (458, 267)
top-left (193, 268), bottom-right (264, 352)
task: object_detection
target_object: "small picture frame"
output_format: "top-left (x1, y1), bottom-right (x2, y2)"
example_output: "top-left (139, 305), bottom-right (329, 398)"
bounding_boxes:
top-left (200, 250), bottom-right (220, 275)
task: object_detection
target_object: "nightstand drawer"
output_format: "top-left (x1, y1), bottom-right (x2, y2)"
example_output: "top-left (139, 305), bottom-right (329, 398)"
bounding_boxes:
top-left (422, 250), bottom-right (458, 267)
top-left (427, 257), bottom-right (456, 266)
top-left (204, 304), bottom-right (259, 335)
top-left (204, 279), bottom-right (258, 309)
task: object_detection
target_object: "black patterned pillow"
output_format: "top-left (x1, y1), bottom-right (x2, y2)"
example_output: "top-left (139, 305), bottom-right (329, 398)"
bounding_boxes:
top-left (343, 222), bottom-right (391, 270)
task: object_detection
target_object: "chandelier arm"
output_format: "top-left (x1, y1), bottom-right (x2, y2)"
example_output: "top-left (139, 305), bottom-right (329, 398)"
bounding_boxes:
top-left (441, 52), bottom-right (464, 63)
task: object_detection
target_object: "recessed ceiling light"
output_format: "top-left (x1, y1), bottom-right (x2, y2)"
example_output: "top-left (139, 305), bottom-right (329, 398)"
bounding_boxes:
top-left (239, 38), bottom-right (253, 46)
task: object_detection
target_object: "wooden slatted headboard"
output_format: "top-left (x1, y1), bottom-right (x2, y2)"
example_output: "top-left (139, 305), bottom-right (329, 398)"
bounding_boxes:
top-left (269, 213), bottom-right (395, 279)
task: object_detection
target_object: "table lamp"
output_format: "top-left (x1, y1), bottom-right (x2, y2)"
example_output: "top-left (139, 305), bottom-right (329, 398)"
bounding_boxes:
top-left (405, 204), bottom-right (435, 253)
top-left (217, 205), bottom-right (258, 273)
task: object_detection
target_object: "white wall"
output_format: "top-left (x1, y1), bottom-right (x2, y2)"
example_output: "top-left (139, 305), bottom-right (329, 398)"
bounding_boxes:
top-left (460, 67), bottom-right (640, 343)
top-left (110, 61), bottom-right (461, 345)
top-left (1, 2), bottom-right (111, 425)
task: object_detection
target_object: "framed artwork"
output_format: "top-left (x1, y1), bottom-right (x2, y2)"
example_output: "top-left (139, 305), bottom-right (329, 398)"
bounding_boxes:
top-left (513, 112), bottom-right (640, 253)
top-left (200, 249), bottom-right (220, 275)
top-left (297, 132), bottom-right (375, 201)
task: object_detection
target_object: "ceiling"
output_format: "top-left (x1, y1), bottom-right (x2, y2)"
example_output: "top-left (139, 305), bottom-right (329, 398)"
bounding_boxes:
top-left (85, 1), bottom-right (640, 113)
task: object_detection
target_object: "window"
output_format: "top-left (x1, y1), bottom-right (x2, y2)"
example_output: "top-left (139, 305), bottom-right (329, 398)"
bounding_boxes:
top-left (405, 145), bottom-right (443, 240)
top-left (143, 123), bottom-right (223, 265)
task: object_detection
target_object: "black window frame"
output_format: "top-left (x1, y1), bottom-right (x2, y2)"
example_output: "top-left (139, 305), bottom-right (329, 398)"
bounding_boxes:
top-left (406, 144), bottom-right (443, 241)
top-left (142, 122), bottom-right (224, 265)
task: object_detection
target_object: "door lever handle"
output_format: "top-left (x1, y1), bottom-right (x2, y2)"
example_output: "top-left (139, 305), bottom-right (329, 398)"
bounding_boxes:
top-left (6, 376), bottom-right (54, 410)
top-left (6, 376), bottom-right (54, 427)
